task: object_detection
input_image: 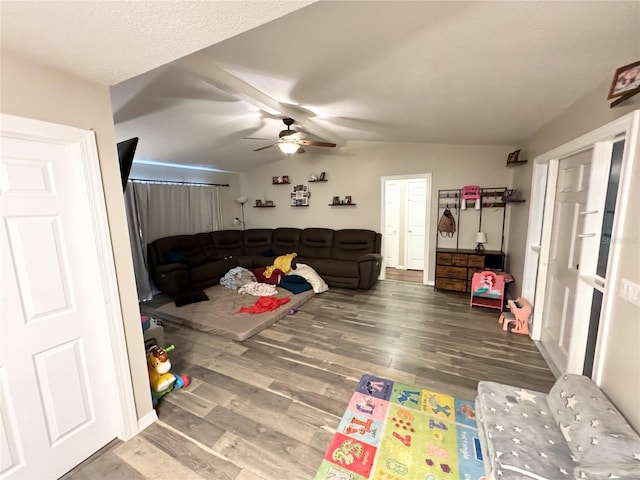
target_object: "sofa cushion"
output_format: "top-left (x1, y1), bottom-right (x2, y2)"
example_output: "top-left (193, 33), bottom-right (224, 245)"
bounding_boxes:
top-left (190, 258), bottom-right (239, 285)
top-left (332, 229), bottom-right (379, 261)
top-left (548, 374), bottom-right (640, 466)
top-left (211, 230), bottom-right (244, 257)
top-left (243, 229), bottom-right (274, 256)
top-left (299, 228), bottom-right (334, 259)
top-left (272, 228), bottom-right (301, 256)
top-left (476, 381), bottom-right (574, 480)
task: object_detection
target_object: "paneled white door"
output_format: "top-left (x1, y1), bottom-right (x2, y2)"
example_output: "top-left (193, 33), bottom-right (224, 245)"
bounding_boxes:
top-left (1, 128), bottom-right (118, 478)
top-left (540, 150), bottom-right (591, 373)
top-left (406, 178), bottom-right (427, 270)
top-left (384, 180), bottom-right (401, 268)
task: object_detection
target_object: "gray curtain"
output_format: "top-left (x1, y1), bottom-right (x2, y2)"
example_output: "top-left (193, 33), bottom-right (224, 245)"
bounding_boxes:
top-left (124, 181), bottom-right (224, 301)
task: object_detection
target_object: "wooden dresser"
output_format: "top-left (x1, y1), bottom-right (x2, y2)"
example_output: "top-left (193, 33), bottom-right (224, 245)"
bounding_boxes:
top-left (435, 248), bottom-right (505, 293)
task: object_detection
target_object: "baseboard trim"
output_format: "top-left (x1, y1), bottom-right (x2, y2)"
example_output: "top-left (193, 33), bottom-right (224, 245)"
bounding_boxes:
top-left (136, 410), bottom-right (158, 434)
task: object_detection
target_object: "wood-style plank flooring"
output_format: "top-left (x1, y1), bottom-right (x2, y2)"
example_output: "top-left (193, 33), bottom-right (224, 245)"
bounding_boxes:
top-left (384, 267), bottom-right (424, 283)
top-left (64, 279), bottom-right (555, 479)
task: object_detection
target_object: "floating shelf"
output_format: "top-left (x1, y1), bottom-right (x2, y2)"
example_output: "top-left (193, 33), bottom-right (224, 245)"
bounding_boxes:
top-left (254, 205), bottom-right (275, 208)
top-left (309, 179), bottom-right (327, 182)
top-left (328, 203), bottom-right (357, 206)
top-left (506, 160), bottom-right (528, 167)
top-left (291, 205), bottom-right (309, 207)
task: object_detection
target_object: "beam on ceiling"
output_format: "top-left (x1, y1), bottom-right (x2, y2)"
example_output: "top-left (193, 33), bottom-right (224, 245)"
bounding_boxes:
top-left (176, 52), bottom-right (344, 146)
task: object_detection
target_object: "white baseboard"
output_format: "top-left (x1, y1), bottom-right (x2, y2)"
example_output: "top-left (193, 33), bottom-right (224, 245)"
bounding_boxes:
top-left (137, 409), bottom-right (158, 433)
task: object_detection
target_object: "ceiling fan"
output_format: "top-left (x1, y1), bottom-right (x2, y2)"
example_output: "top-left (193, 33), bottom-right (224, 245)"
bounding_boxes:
top-left (244, 117), bottom-right (336, 154)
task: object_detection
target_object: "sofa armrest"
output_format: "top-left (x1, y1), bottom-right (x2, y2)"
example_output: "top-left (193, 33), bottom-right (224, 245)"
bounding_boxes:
top-left (357, 253), bottom-right (382, 289)
top-left (152, 262), bottom-right (190, 297)
top-left (574, 464), bottom-right (640, 480)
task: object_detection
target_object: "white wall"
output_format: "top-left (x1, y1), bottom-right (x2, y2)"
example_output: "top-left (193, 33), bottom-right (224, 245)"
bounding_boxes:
top-left (507, 80), bottom-right (640, 431)
top-left (239, 140), bottom-right (515, 282)
top-left (1, 50), bottom-right (153, 421)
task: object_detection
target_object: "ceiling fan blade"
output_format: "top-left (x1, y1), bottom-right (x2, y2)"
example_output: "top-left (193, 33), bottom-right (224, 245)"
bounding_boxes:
top-left (253, 144), bottom-right (275, 152)
top-left (244, 137), bottom-right (272, 141)
top-left (299, 140), bottom-right (337, 148)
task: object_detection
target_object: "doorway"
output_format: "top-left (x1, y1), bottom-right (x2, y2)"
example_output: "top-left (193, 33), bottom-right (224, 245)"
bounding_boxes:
top-left (381, 174), bottom-right (431, 284)
top-left (522, 114), bottom-right (634, 377)
top-left (0, 115), bottom-right (138, 479)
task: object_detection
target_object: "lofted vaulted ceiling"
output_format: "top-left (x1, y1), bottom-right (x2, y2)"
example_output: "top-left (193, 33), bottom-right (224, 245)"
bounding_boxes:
top-left (3, 1), bottom-right (640, 173)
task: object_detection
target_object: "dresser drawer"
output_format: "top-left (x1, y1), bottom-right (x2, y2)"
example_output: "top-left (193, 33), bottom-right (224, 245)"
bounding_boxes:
top-left (436, 265), bottom-right (467, 279)
top-left (451, 254), bottom-right (468, 266)
top-left (435, 277), bottom-right (467, 292)
top-left (436, 253), bottom-right (452, 265)
top-left (467, 255), bottom-right (485, 267)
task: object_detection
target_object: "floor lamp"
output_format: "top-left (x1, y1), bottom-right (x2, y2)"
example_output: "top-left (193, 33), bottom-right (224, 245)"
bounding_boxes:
top-left (235, 196), bottom-right (247, 230)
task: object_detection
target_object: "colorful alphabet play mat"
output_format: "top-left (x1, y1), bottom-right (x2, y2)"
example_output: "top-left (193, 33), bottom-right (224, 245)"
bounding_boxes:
top-left (315, 375), bottom-right (486, 480)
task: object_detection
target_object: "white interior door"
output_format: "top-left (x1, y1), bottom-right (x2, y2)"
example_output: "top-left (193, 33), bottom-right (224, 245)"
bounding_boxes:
top-left (406, 178), bottom-right (427, 270)
top-left (1, 126), bottom-right (120, 478)
top-left (540, 150), bottom-right (591, 372)
top-left (384, 180), bottom-right (401, 268)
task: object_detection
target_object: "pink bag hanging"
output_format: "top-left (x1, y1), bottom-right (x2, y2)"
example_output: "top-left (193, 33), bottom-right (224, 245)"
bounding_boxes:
top-left (461, 185), bottom-right (481, 210)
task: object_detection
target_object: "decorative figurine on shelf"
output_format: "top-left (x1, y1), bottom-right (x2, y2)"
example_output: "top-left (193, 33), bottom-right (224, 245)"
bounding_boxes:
top-left (147, 345), bottom-right (190, 407)
top-left (461, 185), bottom-right (481, 210)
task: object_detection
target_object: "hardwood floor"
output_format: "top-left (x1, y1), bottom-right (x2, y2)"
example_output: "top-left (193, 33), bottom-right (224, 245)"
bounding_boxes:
top-left (63, 279), bottom-right (555, 479)
top-left (384, 267), bottom-right (424, 283)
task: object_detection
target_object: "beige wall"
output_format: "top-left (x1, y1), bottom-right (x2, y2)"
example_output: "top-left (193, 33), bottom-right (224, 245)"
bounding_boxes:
top-left (239, 141), bottom-right (515, 282)
top-left (1, 51), bottom-right (153, 421)
top-left (507, 80), bottom-right (640, 431)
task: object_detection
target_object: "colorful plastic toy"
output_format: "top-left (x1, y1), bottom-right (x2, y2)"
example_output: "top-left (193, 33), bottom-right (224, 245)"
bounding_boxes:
top-left (147, 344), bottom-right (190, 407)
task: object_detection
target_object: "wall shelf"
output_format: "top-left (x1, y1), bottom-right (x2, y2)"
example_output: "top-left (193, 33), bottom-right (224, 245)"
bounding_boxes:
top-left (291, 205), bottom-right (309, 208)
top-left (328, 203), bottom-right (356, 206)
top-left (254, 205), bottom-right (275, 208)
top-left (506, 160), bottom-right (528, 167)
top-left (309, 179), bottom-right (327, 182)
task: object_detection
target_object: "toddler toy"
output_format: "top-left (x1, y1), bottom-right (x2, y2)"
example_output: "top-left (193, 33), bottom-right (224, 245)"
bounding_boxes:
top-left (147, 344), bottom-right (190, 407)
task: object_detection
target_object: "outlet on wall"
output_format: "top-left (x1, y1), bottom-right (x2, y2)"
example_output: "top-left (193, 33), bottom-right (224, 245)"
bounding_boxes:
top-left (620, 278), bottom-right (640, 307)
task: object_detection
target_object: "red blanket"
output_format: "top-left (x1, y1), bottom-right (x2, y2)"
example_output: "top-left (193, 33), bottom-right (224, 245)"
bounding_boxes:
top-left (238, 296), bottom-right (290, 314)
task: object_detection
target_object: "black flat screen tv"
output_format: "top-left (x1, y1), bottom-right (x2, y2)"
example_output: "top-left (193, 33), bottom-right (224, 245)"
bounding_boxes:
top-left (116, 137), bottom-right (139, 191)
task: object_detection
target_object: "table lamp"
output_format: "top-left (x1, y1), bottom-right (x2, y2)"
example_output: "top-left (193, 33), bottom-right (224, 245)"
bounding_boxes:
top-left (475, 232), bottom-right (487, 252)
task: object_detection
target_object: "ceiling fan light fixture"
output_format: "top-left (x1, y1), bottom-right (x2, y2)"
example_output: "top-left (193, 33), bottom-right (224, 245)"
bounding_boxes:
top-left (277, 140), bottom-right (300, 155)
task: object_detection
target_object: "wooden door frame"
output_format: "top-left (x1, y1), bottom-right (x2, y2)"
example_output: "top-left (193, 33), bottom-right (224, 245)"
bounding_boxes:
top-left (523, 111), bottom-right (639, 376)
top-left (380, 174), bottom-right (432, 284)
top-left (1, 114), bottom-right (140, 440)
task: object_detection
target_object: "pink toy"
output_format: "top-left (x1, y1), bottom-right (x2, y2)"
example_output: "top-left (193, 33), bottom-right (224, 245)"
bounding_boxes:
top-left (461, 185), bottom-right (481, 210)
top-left (499, 297), bottom-right (532, 334)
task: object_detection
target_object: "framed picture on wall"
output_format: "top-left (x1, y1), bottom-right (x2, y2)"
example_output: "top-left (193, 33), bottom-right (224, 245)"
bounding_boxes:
top-left (608, 60), bottom-right (640, 99)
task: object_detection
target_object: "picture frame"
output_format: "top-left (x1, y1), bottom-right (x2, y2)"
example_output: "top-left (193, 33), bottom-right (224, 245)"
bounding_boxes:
top-left (607, 60), bottom-right (640, 99)
top-left (255, 199), bottom-right (263, 206)
top-left (265, 200), bottom-right (274, 206)
top-left (345, 195), bottom-right (352, 204)
top-left (319, 171), bottom-right (326, 181)
top-left (272, 175), bottom-right (290, 184)
top-left (332, 196), bottom-right (340, 205)
top-left (506, 149), bottom-right (521, 165)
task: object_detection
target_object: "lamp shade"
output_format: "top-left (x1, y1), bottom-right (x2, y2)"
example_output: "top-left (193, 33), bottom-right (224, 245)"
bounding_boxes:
top-left (236, 196), bottom-right (248, 204)
top-left (475, 232), bottom-right (488, 244)
top-left (277, 140), bottom-right (300, 155)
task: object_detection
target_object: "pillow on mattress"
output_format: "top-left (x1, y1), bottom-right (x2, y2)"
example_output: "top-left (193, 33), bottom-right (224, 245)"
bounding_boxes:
top-left (279, 275), bottom-right (313, 294)
top-left (254, 266), bottom-right (284, 285)
top-left (290, 263), bottom-right (328, 293)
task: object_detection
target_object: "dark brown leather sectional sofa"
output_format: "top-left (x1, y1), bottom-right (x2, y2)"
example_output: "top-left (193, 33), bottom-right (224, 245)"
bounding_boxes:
top-left (147, 228), bottom-right (383, 296)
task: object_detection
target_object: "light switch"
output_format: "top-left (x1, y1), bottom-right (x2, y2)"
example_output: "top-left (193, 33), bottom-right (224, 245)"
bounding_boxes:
top-left (620, 278), bottom-right (640, 307)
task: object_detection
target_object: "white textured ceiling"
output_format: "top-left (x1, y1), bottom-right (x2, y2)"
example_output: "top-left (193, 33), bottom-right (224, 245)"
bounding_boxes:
top-left (3, 1), bottom-right (640, 173)
top-left (0, 0), bottom-right (314, 85)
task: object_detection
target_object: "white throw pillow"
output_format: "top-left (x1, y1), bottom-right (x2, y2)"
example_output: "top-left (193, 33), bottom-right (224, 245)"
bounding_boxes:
top-left (290, 263), bottom-right (329, 293)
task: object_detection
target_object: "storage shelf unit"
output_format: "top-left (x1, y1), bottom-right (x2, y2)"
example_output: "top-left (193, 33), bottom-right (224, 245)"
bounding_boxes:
top-left (435, 249), bottom-right (505, 293)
